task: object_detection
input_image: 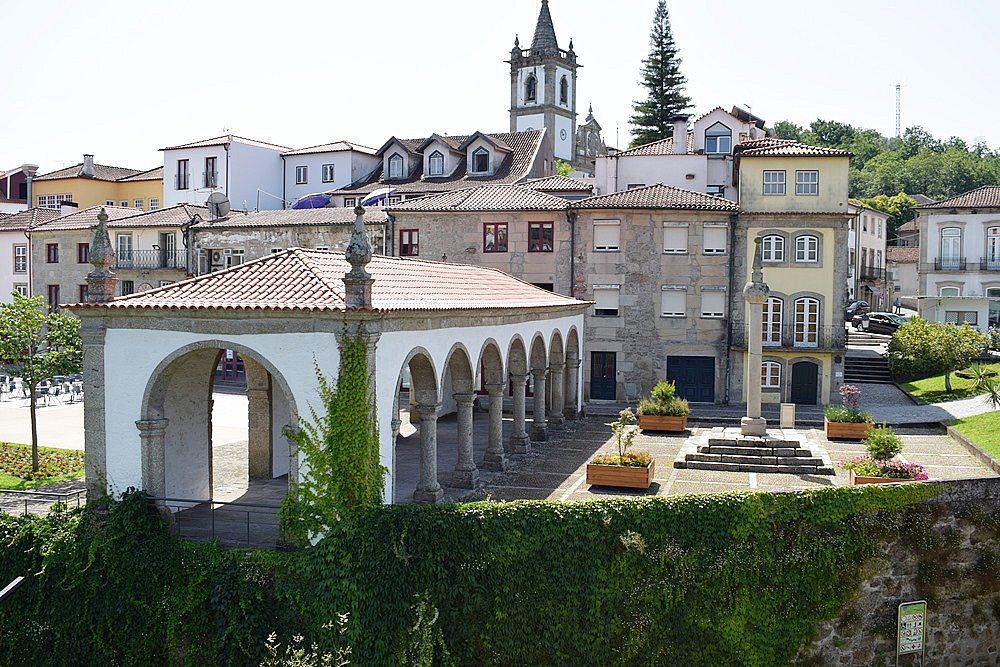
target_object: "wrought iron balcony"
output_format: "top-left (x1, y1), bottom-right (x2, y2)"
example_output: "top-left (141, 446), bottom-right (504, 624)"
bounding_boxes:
top-left (174, 173), bottom-right (190, 190)
top-left (115, 249), bottom-right (187, 271)
top-left (859, 267), bottom-right (886, 280)
top-left (203, 171), bottom-right (218, 188)
top-left (934, 257), bottom-right (967, 271)
top-left (981, 257), bottom-right (1000, 272)
top-left (730, 320), bottom-right (846, 351)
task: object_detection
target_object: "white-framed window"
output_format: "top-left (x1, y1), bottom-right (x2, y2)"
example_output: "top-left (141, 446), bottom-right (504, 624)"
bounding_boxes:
top-left (794, 235), bottom-right (819, 262)
top-left (116, 233), bottom-right (133, 266)
top-left (794, 297), bottom-right (819, 347)
top-left (663, 222), bottom-right (688, 254)
top-left (593, 220), bottom-right (620, 252)
top-left (149, 198), bottom-right (160, 210)
top-left (295, 165), bottom-right (308, 185)
top-left (660, 286), bottom-right (687, 317)
top-left (134, 199), bottom-right (144, 210)
top-left (940, 227), bottom-right (962, 269)
top-left (939, 286), bottom-right (961, 297)
top-left (876, 250), bottom-right (882, 268)
top-left (945, 311), bottom-right (977, 325)
top-left (471, 148), bottom-right (490, 173)
top-left (388, 154), bottom-right (403, 179)
top-left (763, 171), bottom-right (786, 195)
top-left (105, 199), bottom-right (115, 206)
top-left (626, 183), bottom-right (644, 190)
top-left (322, 164), bottom-right (335, 183)
top-left (761, 361), bottom-right (781, 389)
top-left (343, 197), bottom-right (356, 207)
top-left (13, 244), bottom-right (27, 273)
top-left (703, 224), bottom-right (727, 254)
top-left (159, 281), bottom-right (175, 287)
top-left (14, 283), bottom-right (28, 297)
top-left (795, 170), bottom-right (819, 195)
top-left (120, 200), bottom-right (128, 207)
top-left (428, 151), bottom-right (444, 177)
top-left (388, 195), bottom-right (402, 205)
top-left (315, 245), bottom-right (330, 251)
top-left (987, 226), bottom-right (1000, 266)
top-left (224, 248), bottom-right (245, 267)
top-left (762, 234), bottom-right (784, 262)
top-left (877, 219), bottom-right (883, 239)
top-left (38, 194), bottom-right (72, 208)
top-left (704, 122), bottom-right (732, 154)
top-left (593, 285), bottom-right (621, 317)
top-left (763, 296), bottom-right (782, 346)
top-left (700, 288), bottom-right (725, 318)
top-left (706, 185), bottom-right (725, 196)
top-left (863, 216), bottom-right (868, 232)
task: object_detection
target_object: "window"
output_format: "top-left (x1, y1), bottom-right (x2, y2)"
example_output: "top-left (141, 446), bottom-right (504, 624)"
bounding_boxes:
top-left (762, 234), bottom-right (784, 262)
top-left (663, 222), bottom-right (688, 254)
top-left (343, 197), bottom-right (356, 207)
top-left (940, 227), bottom-right (962, 269)
top-left (559, 76), bottom-right (568, 105)
top-left (593, 220), bottom-right (620, 252)
top-left (120, 280), bottom-right (134, 296)
top-left (79, 285), bottom-right (89, 302)
top-left (593, 286), bottom-right (620, 317)
top-left (428, 151), bottom-right (444, 177)
top-left (525, 75), bottom-right (537, 103)
top-left (13, 244), bottom-right (27, 272)
top-left (116, 234), bottom-right (133, 266)
top-left (794, 235), bottom-right (819, 262)
top-left (862, 216), bottom-right (868, 232)
top-left (134, 199), bottom-right (144, 210)
top-left (483, 223), bottom-right (507, 253)
top-left (703, 224), bottom-right (727, 254)
top-left (388, 154), bottom-right (403, 179)
top-left (106, 199), bottom-right (115, 206)
top-left (793, 297), bottom-right (819, 347)
top-left (37, 194), bottom-right (72, 208)
top-left (763, 170), bottom-right (786, 195)
top-left (471, 148), bottom-right (490, 173)
top-left (763, 297), bottom-right (782, 346)
top-left (706, 185), bottom-right (725, 196)
top-left (877, 220), bottom-right (883, 239)
top-left (795, 170), bottom-right (819, 195)
top-left (388, 196), bottom-right (402, 205)
top-left (204, 156), bottom-right (217, 187)
top-left (14, 283), bottom-right (28, 297)
top-left (876, 250), bottom-right (882, 268)
top-left (149, 198), bottom-right (160, 210)
top-left (77, 243), bottom-right (89, 264)
top-left (176, 159), bottom-right (189, 189)
top-left (46, 285), bottom-right (60, 311)
top-left (660, 286), bottom-right (687, 317)
top-left (988, 227), bottom-right (1000, 269)
top-left (939, 286), bottom-right (961, 297)
top-left (626, 183), bottom-right (645, 190)
top-left (945, 311), bottom-right (977, 325)
top-left (159, 281), bottom-right (175, 287)
top-left (761, 361), bottom-right (781, 389)
top-left (46, 243), bottom-right (59, 263)
top-left (295, 165), bottom-right (308, 185)
top-left (120, 200), bottom-right (128, 208)
top-left (701, 289), bottom-right (725, 318)
top-left (400, 229), bottom-right (419, 256)
top-left (704, 122), bottom-right (732, 154)
top-left (224, 249), bottom-right (244, 268)
top-left (528, 222), bottom-right (553, 252)
top-left (322, 164), bottom-right (335, 183)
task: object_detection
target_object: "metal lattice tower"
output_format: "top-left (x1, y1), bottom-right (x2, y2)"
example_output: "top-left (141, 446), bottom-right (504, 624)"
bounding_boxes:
top-left (895, 85), bottom-right (901, 137)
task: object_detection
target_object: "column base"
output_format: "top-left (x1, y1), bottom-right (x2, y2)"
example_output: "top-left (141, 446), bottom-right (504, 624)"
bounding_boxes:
top-left (482, 452), bottom-right (509, 472)
top-left (548, 413), bottom-right (564, 427)
top-left (451, 467), bottom-right (480, 489)
top-left (530, 424), bottom-right (548, 441)
top-left (511, 434), bottom-right (531, 453)
top-left (412, 487), bottom-right (444, 504)
top-left (564, 407), bottom-right (578, 420)
top-left (740, 416), bottom-right (767, 436)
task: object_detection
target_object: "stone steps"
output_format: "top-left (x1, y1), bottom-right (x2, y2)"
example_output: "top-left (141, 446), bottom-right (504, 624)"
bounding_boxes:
top-left (674, 429), bottom-right (836, 475)
top-left (679, 460), bottom-right (835, 475)
top-left (687, 453), bottom-right (825, 467)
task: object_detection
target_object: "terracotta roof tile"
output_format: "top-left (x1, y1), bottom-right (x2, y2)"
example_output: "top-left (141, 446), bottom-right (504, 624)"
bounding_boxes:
top-left (571, 183), bottom-right (740, 211)
top-left (387, 185), bottom-right (568, 212)
top-left (524, 175), bottom-right (593, 192)
top-left (0, 207), bottom-right (61, 232)
top-left (887, 246), bottom-right (919, 263)
top-left (69, 248), bottom-right (584, 313)
top-left (34, 163), bottom-right (143, 182)
top-left (897, 219), bottom-right (918, 232)
top-left (191, 207), bottom-right (388, 229)
top-left (612, 133), bottom-right (695, 157)
top-left (33, 205), bottom-right (206, 231)
top-left (921, 186), bottom-right (1000, 209)
top-left (282, 141), bottom-right (377, 156)
top-left (734, 138), bottom-right (852, 157)
top-left (117, 166), bottom-right (163, 182)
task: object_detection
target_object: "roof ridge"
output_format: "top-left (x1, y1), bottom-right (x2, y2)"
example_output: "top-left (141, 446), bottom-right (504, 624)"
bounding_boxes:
top-left (288, 248), bottom-right (347, 308)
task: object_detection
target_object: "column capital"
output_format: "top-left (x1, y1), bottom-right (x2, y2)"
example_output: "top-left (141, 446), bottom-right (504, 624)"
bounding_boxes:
top-left (453, 392), bottom-right (475, 407)
top-left (567, 357), bottom-right (582, 369)
top-left (135, 418), bottom-right (168, 435)
top-left (549, 361), bottom-right (566, 372)
top-left (509, 372), bottom-right (529, 384)
top-left (485, 382), bottom-right (504, 395)
top-left (414, 403), bottom-right (442, 420)
top-left (531, 367), bottom-right (548, 379)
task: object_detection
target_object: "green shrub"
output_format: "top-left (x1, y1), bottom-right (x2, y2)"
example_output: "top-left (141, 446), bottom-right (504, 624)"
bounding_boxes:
top-left (824, 405), bottom-right (873, 424)
top-left (886, 318), bottom-right (988, 385)
top-left (863, 424), bottom-right (904, 460)
top-left (650, 380), bottom-right (677, 403)
top-left (637, 397), bottom-right (690, 417)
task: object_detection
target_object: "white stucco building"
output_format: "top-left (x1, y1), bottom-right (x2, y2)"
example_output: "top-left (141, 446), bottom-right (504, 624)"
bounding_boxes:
top-left (0, 208), bottom-right (60, 302)
top-left (280, 141), bottom-right (380, 207)
top-left (847, 201), bottom-right (890, 308)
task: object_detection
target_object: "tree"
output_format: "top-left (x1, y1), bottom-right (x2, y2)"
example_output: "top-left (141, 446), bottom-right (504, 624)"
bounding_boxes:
top-left (554, 159), bottom-right (572, 177)
top-left (771, 120), bottom-right (803, 141)
top-left (859, 192), bottom-right (916, 242)
top-left (629, 0), bottom-right (690, 147)
top-left (885, 318), bottom-right (988, 391)
top-left (0, 293), bottom-right (82, 472)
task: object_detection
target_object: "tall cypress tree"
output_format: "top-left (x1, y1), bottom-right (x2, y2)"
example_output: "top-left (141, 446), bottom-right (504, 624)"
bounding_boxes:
top-left (629, 1), bottom-right (691, 147)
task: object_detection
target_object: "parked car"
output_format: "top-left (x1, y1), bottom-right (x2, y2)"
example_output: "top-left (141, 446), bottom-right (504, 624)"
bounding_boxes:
top-left (845, 300), bottom-right (870, 321)
top-left (855, 312), bottom-right (906, 334)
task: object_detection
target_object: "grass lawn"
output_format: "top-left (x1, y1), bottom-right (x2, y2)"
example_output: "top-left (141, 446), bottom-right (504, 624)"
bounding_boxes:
top-left (0, 442), bottom-right (85, 491)
top-left (949, 412), bottom-right (1000, 461)
top-left (900, 362), bottom-right (1000, 404)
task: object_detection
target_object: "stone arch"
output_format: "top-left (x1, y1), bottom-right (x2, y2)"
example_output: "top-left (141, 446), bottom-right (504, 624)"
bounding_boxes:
top-left (507, 336), bottom-right (528, 376)
top-left (390, 347), bottom-right (441, 503)
top-left (529, 333), bottom-right (548, 372)
top-left (443, 343), bottom-right (475, 397)
top-left (528, 334), bottom-right (549, 440)
top-left (477, 339), bottom-right (505, 386)
top-left (547, 330), bottom-right (566, 424)
top-left (563, 326), bottom-right (582, 419)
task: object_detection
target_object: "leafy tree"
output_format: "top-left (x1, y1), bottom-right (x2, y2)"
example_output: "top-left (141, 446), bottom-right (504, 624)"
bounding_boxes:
top-left (771, 120), bottom-right (803, 141)
top-left (554, 159), bottom-right (572, 177)
top-left (886, 318), bottom-right (988, 390)
top-left (859, 192), bottom-right (916, 242)
top-left (803, 119), bottom-right (855, 147)
top-left (0, 293), bottom-right (82, 472)
top-left (629, 0), bottom-right (690, 147)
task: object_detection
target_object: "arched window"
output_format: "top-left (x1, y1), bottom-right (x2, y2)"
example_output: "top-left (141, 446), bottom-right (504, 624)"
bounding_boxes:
top-left (559, 76), bottom-right (568, 105)
top-left (987, 226), bottom-right (1000, 269)
top-left (761, 361), bottom-right (781, 388)
top-left (388, 153), bottom-right (403, 179)
top-left (794, 234), bottom-right (819, 262)
top-left (428, 150), bottom-right (444, 177)
top-left (762, 234), bottom-right (784, 262)
top-left (472, 147), bottom-right (490, 173)
top-left (939, 286), bottom-right (961, 297)
top-left (940, 227), bottom-right (962, 270)
top-left (762, 296), bottom-right (782, 346)
top-left (525, 75), bottom-right (537, 103)
top-left (705, 122), bottom-right (732, 154)
top-left (794, 297), bottom-right (819, 347)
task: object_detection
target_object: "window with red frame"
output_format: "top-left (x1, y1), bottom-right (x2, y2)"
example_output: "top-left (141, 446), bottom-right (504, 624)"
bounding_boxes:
top-left (46, 243), bottom-right (59, 263)
top-left (77, 242), bottom-right (89, 264)
top-left (47, 284), bottom-right (60, 311)
top-left (528, 222), bottom-right (553, 252)
top-left (400, 229), bottom-right (419, 256)
top-left (79, 285), bottom-right (89, 302)
top-left (483, 223), bottom-right (508, 253)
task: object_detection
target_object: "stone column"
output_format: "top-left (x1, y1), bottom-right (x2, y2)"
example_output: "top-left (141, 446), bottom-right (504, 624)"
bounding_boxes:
top-left (452, 393), bottom-right (479, 488)
top-left (509, 373), bottom-right (530, 453)
top-left (742, 237), bottom-right (770, 436)
top-left (412, 403), bottom-right (443, 503)
top-left (531, 368), bottom-right (548, 441)
top-left (246, 386), bottom-right (273, 478)
top-left (136, 418), bottom-right (169, 500)
top-left (548, 362), bottom-right (565, 426)
top-left (564, 358), bottom-right (581, 420)
top-left (483, 383), bottom-right (508, 471)
top-left (81, 320), bottom-right (108, 502)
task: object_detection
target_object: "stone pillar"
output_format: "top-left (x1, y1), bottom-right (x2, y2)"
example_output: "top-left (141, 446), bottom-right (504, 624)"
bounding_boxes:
top-left (136, 418), bottom-right (169, 500)
top-left (742, 237), bottom-right (770, 436)
top-left (452, 393), bottom-right (479, 488)
top-left (483, 383), bottom-right (507, 471)
top-left (412, 403), bottom-right (443, 503)
top-left (548, 362), bottom-right (565, 426)
top-left (564, 358), bottom-right (581, 419)
top-left (81, 321), bottom-right (108, 501)
top-left (531, 368), bottom-right (547, 441)
top-left (246, 387), bottom-right (272, 478)
top-left (509, 373), bottom-right (530, 453)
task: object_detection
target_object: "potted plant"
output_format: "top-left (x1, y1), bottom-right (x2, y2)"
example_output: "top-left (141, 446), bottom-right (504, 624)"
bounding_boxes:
top-left (637, 381), bottom-right (690, 432)
top-left (824, 384), bottom-right (874, 439)
top-left (843, 423), bottom-right (928, 485)
top-left (586, 408), bottom-right (655, 489)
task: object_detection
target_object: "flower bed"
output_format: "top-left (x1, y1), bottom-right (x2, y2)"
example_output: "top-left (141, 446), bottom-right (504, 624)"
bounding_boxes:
top-left (0, 442), bottom-right (85, 481)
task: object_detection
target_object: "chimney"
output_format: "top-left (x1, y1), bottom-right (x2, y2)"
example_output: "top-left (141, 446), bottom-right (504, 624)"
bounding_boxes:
top-left (82, 154), bottom-right (94, 178)
top-left (60, 201), bottom-right (79, 217)
top-left (670, 115), bottom-right (689, 154)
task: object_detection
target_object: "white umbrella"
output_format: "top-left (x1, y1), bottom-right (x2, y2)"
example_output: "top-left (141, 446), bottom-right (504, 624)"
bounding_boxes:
top-left (360, 187), bottom-right (398, 206)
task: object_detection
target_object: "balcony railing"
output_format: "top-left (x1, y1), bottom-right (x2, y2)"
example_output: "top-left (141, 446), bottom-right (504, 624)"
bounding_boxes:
top-left (934, 257), bottom-right (967, 271)
top-left (981, 257), bottom-right (1000, 272)
top-left (203, 171), bottom-right (218, 188)
top-left (730, 320), bottom-right (845, 351)
top-left (859, 267), bottom-right (886, 280)
top-left (115, 249), bottom-right (187, 270)
top-left (175, 173), bottom-right (190, 190)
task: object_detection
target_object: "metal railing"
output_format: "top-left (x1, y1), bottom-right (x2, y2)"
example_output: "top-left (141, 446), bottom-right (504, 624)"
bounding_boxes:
top-left (147, 497), bottom-right (286, 550)
top-left (934, 257), bottom-right (967, 271)
top-left (859, 267), bottom-right (885, 280)
top-left (174, 173), bottom-right (189, 190)
top-left (730, 320), bottom-right (846, 350)
top-left (203, 171), bottom-right (218, 188)
top-left (0, 489), bottom-right (86, 516)
top-left (981, 257), bottom-right (1000, 272)
top-left (115, 249), bottom-right (186, 270)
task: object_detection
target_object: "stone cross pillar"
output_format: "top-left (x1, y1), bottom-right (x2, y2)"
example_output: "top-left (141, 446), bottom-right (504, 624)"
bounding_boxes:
top-left (136, 418), bottom-right (169, 500)
top-left (343, 205), bottom-right (374, 309)
top-left (564, 358), bottom-right (581, 419)
top-left (509, 373), bottom-right (530, 453)
top-left (452, 393), bottom-right (479, 488)
top-left (742, 237), bottom-right (770, 436)
top-left (86, 208), bottom-right (118, 302)
top-left (246, 387), bottom-right (272, 478)
top-left (483, 382), bottom-right (507, 471)
top-left (81, 320), bottom-right (108, 501)
top-left (412, 403), bottom-right (443, 503)
top-left (530, 368), bottom-right (547, 441)
top-left (548, 361), bottom-right (565, 426)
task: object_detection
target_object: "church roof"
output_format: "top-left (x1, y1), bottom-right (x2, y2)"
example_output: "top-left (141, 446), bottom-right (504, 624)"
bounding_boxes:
top-left (387, 185), bottom-right (568, 212)
top-left (571, 183), bottom-right (740, 211)
top-left (531, 0), bottom-right (559, 51)
top-left (69, 248), bottom-right (583, 313)
top-left (920, 186), bottom-right (1000, 209)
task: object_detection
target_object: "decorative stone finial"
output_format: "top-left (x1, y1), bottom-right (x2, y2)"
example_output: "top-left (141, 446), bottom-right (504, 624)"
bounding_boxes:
top-left (514, 34), bottom-right (519, 48)
top-left (86, 207), bottom-right (118, 303)
top-left (343, 205), bottom-right (374, 309)
top-left (568, 38), bottom-right (574, 52)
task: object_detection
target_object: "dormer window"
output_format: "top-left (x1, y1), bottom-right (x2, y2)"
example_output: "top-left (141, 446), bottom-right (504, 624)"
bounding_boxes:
top-left (559, 76), bottom-right (568, 105)
top-left (525, 75), bottom-right (537, 103)
top-left (705, 122), bottom-right (732, 154)
top-left (388, 153), bottom-right (403, 179)
top-left (428, 150), bottom-right (444, 177)
top-left (471, 148), bottom-right (490, 173)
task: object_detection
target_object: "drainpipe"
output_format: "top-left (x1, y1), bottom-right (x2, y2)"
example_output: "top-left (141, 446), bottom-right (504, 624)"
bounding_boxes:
top-left (387, 213), bottom-right (396, 255)
top-left (724, 212), bottom-right (738, 404)
top-left (567, 209), bottom-right (577, 297)
top-left (280, 154), bottom-right (286, 210)
top-left (223, 139), bottom-right (231, 203)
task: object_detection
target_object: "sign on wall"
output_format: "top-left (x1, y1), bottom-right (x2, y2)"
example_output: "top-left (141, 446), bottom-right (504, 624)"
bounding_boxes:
top-left (897, 600), bottom-right (926, 658)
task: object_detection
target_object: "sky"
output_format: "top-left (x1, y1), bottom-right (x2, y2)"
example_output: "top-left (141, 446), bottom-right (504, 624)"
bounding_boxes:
top-left (6, 0), bottom-right (1000, 175)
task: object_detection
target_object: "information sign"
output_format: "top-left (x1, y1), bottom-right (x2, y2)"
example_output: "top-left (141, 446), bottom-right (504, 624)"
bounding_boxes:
top-left (897, 600), bottom-right (926, 656)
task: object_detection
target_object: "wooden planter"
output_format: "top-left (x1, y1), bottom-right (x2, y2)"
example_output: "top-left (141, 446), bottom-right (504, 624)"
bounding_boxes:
top-left (824, 418), bottom-right (873, 440)
top-left (638, 414), bottom-right (688, 432)
top-left (586, 460), bottom-right (655, 489)
top-left (849, 470), bottom-right (912, 486)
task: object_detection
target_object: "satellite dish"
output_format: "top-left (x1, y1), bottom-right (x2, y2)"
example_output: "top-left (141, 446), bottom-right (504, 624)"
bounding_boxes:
top-left (206, 192), bottom-right (231, 219)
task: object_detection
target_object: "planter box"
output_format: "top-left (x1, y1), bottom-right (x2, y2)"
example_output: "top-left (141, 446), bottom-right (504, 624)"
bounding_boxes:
top-left (586, 460), bottom-right (655, 489)
top-left (639, 415), bottom-right (688, 432)
top-left (849, 470), bottom-right (912, 486)
top-left (824, 418), bottom-right (873, 440)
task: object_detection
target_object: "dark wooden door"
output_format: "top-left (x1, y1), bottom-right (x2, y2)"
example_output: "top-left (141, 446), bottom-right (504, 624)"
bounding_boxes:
top-left (590, 352), bottom-right (616, 400)
top-left (666, 356), bottom-right (715, 403)
top-left (216, 350), bottom-right (245, 385)
top-left (791, 361), bottom-right (819, 405)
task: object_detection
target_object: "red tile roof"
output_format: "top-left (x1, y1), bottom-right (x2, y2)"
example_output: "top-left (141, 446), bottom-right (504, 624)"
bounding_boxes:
top-left (897, 219), bottom-right (918, 232)
top-left (33, 205), bottom-right (206, 231)
top-left (69, 248), bottom-right (584, 313)
top-left (734, 138), bottom-right (852, 157)
top-left (117, 166), bottom-right (163, 182)
top-left (387, 185), bottom-right (568, 212)
top-left (921, 186), bottom-right (1000, 209)
top-left (887, 246), bottom-right (919, 263)
top-left (160, 134), bottom-right (290, 151)
top-left (191, 207), bottom-right (387, 229)
top-left (0, 207), bottom-right (61, 232)
top-left (612, 133), bottom-right (695, 157)
top-left (282, 141), bottom-right (377, 156)
top-left (524, 175), bottom-right (593, 192)
top-left (34, 163), bottom-right (143, 182)
top-left (571, 183), bottom-right (740, 211)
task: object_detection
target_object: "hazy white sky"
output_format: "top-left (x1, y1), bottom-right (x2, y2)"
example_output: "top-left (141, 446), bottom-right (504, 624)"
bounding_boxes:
top-left (7, 0), bottom-right (999, 175)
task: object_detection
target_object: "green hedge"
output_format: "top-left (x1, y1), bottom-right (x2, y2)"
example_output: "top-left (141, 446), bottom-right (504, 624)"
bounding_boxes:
top-left (0, 485), bottom-right (943, 666)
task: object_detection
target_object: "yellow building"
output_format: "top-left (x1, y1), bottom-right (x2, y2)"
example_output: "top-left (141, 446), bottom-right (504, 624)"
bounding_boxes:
top-left (731, 139), bottom-right (852, 406)
top-left (32, 154), bottom-right (163, 212)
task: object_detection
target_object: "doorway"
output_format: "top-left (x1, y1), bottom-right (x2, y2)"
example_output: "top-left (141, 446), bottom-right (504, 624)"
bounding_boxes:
top-left (590, 351), bottom-right (616, 400)
top-left (790, 361), bottom-right (819, 405)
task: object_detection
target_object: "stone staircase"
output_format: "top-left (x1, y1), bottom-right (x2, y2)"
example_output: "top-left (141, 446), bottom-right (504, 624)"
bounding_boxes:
top-left (674, 428), bottom-right (835, 475)
top-left (844, 354), bottom-right (893, 384)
